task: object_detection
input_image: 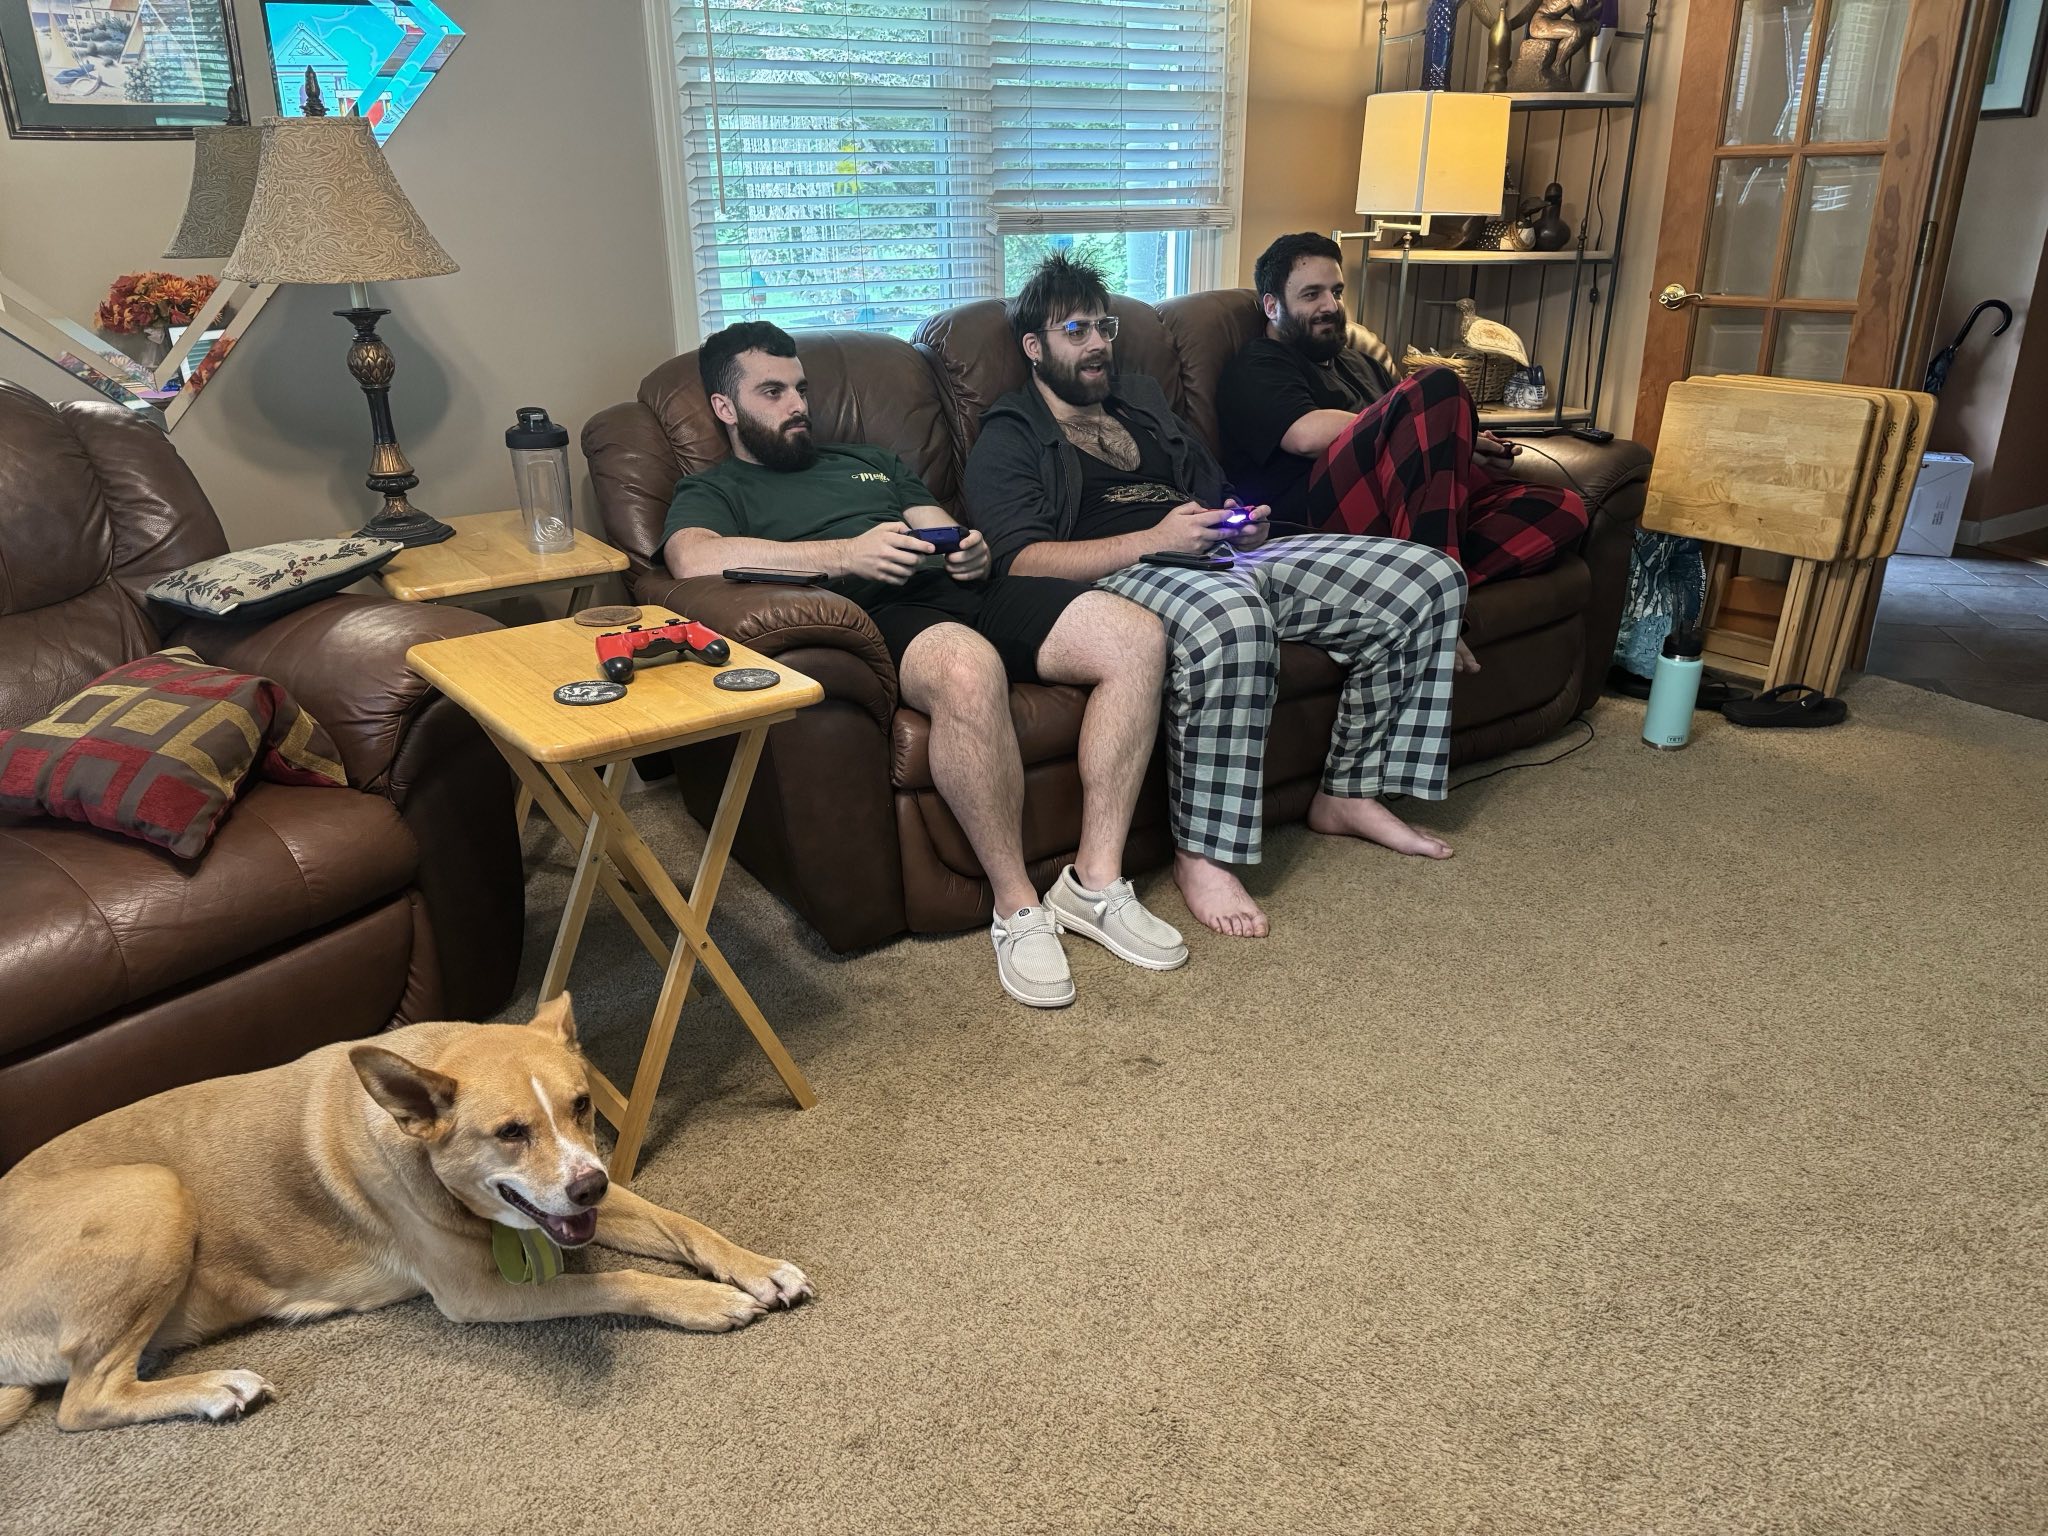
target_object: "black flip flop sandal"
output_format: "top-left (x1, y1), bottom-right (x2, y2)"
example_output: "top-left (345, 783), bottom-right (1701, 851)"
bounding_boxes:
top-left (1720, 682), bottom-right (1848, 728)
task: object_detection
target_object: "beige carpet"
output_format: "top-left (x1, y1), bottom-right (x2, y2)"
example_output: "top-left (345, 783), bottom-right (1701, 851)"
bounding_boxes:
top-left (4, 677), bottom-right (2044, 1534)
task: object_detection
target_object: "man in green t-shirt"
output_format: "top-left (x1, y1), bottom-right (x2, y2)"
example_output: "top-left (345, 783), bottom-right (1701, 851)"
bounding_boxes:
top-left (659, 321), bottom-right (1187, 1009)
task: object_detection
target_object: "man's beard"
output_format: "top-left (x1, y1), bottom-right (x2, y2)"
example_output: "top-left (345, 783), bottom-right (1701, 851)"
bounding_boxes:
top-left (735, 408), bottom-right (819, 472)
top-left (1036, 348), bottom-right (1112, 408)
top-left (1277, 306), bottom-right (1346, 363)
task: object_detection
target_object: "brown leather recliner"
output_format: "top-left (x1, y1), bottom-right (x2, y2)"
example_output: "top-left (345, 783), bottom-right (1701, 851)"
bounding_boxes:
top-left (584, 289), bottom-right (1650, 953)
top-left (0, 382), bottom-right (524, 1168)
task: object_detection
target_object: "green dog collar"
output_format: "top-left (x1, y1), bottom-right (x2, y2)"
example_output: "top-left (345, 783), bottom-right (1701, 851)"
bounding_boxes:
top-left (491, 1221), bottom-right (564, 1284)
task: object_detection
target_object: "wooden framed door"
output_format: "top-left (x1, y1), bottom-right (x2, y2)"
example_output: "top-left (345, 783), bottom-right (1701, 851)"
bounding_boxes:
top-left (1632, 0), bottom-right (1984, 447)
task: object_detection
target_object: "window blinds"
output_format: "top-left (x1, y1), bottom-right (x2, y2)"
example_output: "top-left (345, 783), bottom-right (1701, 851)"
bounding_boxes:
top-left (666, 0), bottom-right (1235, 334)
top-left (991, 0), bottom-right (1234, 234)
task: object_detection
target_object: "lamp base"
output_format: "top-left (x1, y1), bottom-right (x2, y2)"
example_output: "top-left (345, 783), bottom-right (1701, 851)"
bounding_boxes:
top-left (357, 499), bottom-right (454, 547)
top-left (334, 304), bottom-right (453, 549)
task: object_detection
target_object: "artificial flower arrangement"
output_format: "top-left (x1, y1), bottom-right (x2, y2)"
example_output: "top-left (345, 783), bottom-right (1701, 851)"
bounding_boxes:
top-left (96, 272), bottom-right (220, 335)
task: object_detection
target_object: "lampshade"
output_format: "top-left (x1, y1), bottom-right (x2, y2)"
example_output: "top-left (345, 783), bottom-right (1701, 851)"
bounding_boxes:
top-left (221, 116), bottom-right (457, 285)
top-left (164, 125), bottom-right (263, 259)
top-left (1355, 91), bottom-right (1511, 218)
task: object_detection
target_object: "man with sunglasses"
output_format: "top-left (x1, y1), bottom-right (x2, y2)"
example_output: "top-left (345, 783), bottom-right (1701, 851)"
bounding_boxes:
top-left (965, 254), bottom-right (1466, 940)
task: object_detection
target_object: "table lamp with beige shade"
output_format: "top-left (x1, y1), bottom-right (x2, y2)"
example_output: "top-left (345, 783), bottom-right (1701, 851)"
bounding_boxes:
top-left (222, 111), bottom-right (460, 547)
top-left (1343, 91), bottom-right (1510, 360)
top-left (1354, 90), bottom-right (1511, 244)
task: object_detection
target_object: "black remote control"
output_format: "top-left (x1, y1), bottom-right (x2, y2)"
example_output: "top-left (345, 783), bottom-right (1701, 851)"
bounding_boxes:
top-left (1569, 425), bottom-right (1615, 444)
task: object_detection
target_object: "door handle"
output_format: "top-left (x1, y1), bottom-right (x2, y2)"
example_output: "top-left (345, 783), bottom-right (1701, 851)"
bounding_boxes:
top-left (1658, 283), bottom-right (1704, 311)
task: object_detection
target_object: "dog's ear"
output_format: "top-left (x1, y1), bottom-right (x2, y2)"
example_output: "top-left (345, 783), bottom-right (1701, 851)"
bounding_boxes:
top-left (351, 1046), bottom-right (459, 1140)
top-left (529, 992), bottom-right (578, 1047)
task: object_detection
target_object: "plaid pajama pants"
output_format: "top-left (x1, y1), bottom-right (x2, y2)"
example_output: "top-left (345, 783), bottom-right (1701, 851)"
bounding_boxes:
top-left (1304, 365), bottom-right (1590, 586)
top-left (1096, 534), bottom-right (1465, 864)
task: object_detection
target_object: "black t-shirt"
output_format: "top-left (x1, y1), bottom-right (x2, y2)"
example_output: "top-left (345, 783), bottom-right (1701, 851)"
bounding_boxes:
top-left (1073, 408), bottom-right (1190, 541)
top-left (1218, 337), bottom-right (1393, 526)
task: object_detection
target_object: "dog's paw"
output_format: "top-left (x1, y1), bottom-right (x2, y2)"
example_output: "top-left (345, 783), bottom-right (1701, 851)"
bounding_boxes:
top-left (701, 1285), bottom-right (770, 1332)
top-left (726, 1255), bottom-right (814, 1309)
top-left (197, 1371), bottom-right (276, 1423)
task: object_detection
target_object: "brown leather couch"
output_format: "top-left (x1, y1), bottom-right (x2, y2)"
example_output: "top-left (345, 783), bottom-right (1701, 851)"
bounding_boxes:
top-left (584, 288), bottom-right (1650, 953)
top-left (0, 382), bottom-right (523, 1167)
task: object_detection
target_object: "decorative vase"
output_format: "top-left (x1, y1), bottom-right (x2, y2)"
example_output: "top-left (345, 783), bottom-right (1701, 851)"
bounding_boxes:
top-left (1531, 183), bottom-right (1571, 250)
top-left (1584, 24), bottom-right (1615, 92)
top-left (1423, 0), bottom-right (1461, 88)
top-left (138, 325), bottom-right (171, 369)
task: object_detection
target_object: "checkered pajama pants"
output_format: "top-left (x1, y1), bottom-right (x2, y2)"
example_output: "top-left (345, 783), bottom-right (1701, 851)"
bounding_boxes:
top-left (1304, 365), bottom-right (1590, 586)
top-left (1096, 534), bottom-right (1465, 864)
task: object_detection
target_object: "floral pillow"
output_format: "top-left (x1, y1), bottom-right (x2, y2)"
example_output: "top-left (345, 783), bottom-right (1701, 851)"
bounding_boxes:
top-left (146, 538), bottom-right (400, 624)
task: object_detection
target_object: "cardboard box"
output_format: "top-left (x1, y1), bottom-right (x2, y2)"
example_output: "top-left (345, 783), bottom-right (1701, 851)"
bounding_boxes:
top-left (1896, 452), bottom-right (1973, 558)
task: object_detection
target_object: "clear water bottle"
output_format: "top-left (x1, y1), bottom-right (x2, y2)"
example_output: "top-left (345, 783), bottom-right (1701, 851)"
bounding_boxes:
top-left (507, 407), bottom-right (575, 554)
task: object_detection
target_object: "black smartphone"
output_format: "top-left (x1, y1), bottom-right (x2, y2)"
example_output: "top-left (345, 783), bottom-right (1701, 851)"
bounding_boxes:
top-left (723, 568), bottom-right (828, 585)
top-left (1140, 550), bottom-right (1235, 571)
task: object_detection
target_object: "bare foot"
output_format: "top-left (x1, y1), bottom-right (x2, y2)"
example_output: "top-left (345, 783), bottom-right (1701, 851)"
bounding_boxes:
top-left (1172, 850), bottom-right (1270, 938)
top-left (1455, 638), bottom-right (1481, 674)
top-left (1306, 792), bottom-right (1453, 859)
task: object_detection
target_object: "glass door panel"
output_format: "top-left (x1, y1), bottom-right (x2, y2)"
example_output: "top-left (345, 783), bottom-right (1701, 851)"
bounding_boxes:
top-left (1723, 0), bottom-right (1818, 144)
top-left (1693, 310), bottom-right (1769, 375)
top-left (1810, 0), bottom-right (1915, 141)
top-left (1772, 312), bottom-right (1855, 379)
top-left (1785, 155), bottom-right (1883, 299)
top-left (1703, 158), bottom-right (1791, 295)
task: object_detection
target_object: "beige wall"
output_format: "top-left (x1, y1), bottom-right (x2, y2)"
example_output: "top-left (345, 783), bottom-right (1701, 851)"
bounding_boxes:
top-left (0, 0), bottom-right (674, 550)
top-left (1924, 110), bottom-right (2048, 529)
top-left (1235, 0), bottom-right (1686, 431)
top-left (1236, 0), bottom-right (1377, 279)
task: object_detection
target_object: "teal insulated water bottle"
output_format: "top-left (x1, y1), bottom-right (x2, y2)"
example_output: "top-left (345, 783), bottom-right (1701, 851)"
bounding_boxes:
top-left (1642, 624), bottom-right (1704, 750)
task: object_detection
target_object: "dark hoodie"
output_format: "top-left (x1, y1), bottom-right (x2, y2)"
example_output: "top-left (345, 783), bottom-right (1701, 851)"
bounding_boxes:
top-left (964, 371), bottom-right (1230, 577)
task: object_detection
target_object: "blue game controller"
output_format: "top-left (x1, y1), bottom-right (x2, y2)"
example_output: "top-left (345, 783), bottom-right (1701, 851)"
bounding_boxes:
top-left (917, 526), bottom-right (967, 554)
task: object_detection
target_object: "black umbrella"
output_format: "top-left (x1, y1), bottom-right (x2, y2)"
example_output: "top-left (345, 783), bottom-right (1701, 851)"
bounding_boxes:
top-left (1924, 299), bottom-right (2013, 396)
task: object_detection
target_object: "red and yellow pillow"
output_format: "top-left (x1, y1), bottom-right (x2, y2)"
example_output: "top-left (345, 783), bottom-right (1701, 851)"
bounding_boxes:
top-left (0, 648), bottom-right (347, 859)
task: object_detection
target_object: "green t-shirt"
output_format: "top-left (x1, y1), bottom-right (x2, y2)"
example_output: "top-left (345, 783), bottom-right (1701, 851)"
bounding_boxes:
top-left (659, 444), bottom-right (940, 610)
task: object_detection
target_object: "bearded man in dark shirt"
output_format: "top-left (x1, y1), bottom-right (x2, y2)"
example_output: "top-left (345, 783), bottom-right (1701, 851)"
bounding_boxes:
top-left (1219, 232), bottom-right (1588, 587)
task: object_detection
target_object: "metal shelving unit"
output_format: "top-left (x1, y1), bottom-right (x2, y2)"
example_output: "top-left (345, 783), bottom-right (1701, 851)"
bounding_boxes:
top-left (1343, 2), bottom-right (1659, 431)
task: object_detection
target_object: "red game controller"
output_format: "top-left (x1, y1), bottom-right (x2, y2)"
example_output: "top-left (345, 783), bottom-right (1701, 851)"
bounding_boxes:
top-left (596, 618), bottom-right (732, 683)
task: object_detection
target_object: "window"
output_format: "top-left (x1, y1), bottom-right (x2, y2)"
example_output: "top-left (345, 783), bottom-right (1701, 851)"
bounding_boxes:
top-left (663, 0), bottom-right (1239, 338)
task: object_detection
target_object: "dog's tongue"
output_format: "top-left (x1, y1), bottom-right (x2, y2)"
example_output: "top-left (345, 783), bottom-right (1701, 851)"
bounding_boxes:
top-left (542, 1209), bottom-right (598, 1247)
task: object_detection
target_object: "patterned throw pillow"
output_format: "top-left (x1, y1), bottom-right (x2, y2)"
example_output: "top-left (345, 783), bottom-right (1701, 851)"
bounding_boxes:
top-left (145, 538), bottom-right (400, 623)
top-left (0, 648), bottom-right (348, 859)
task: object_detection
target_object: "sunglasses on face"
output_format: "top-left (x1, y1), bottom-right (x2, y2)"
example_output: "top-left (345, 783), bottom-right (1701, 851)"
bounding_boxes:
top-left (1046, 316), bottom-right (1119, 342)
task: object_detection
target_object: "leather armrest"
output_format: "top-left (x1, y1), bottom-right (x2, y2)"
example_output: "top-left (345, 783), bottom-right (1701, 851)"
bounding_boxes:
top-left (1509, 436), bottom-right (1652, 548)
top-left (634, 572), bottom-right (900, 725)
top-left (171, 593), bottom-right (500, 794)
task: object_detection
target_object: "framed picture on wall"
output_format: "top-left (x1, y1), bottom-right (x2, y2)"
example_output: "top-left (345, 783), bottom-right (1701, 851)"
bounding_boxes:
top-left (0, 0), bottom-right (248, 139)
top-left (1985, 0), bottom-right (2048, 118)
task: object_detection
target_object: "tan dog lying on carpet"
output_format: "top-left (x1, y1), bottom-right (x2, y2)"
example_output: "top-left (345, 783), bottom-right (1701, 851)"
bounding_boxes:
top-left (0, 994), bottom-right (810, 1433)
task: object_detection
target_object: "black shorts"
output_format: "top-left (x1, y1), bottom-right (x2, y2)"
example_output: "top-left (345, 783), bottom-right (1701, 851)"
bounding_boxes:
top-left (866, 571), bottom-right (1094, 684)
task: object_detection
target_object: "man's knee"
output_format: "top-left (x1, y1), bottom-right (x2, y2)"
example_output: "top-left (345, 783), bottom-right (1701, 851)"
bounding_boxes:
top-left (1182, 586), bottom-right (1279, 666)
top-left (1399, 546), bottom-right (1468, 621)
top-left (905, 626), bottom-right (1007, 715)
top-left (1408, 364), bottom-right (1473, 411)
top-left (1047, 591), bottom-right (1168, 683)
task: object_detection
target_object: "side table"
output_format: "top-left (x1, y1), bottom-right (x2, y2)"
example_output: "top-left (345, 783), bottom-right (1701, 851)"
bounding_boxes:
top-left (406, 612), bottom-right (824, 1182)
top-left (376, 509), bottom-right (629, 615)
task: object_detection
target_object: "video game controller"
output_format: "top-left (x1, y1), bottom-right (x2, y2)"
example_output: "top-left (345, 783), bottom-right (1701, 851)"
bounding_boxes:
top-left (596, 618), bottom-right (732, 684)
top-left (916, 525), bottom-right (966, 554)
top-left (1221, 508), bottom-right (1252, 528)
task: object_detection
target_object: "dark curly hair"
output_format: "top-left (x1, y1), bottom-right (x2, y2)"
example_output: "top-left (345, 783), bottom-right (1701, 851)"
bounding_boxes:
top-left (1252, 232), bottom-right (1344, 305)
top-left (699, 320), bottom-right (798, 402)
top-left (1007, 251), bottom-right (1113, 348)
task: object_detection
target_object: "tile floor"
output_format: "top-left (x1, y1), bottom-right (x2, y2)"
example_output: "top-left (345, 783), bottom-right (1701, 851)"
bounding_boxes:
top-left (1863, 551), bottom-right (2048, 720)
